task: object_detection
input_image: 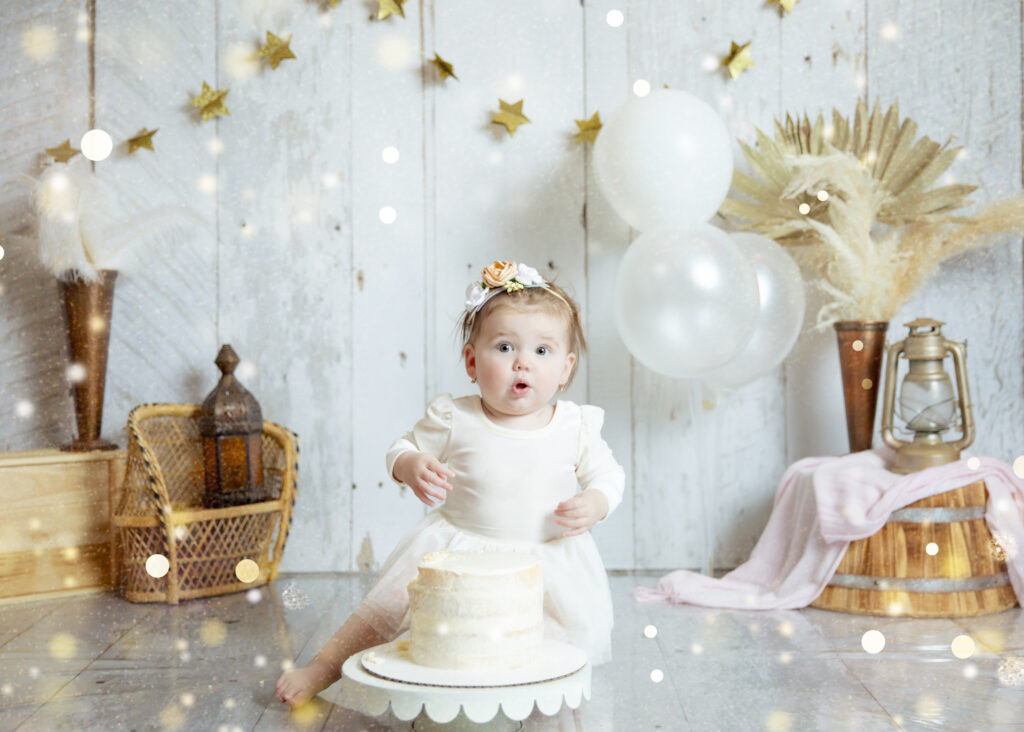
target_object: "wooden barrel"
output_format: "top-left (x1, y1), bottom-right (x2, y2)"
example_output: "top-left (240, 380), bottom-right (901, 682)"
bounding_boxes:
top-left (811, 480), bottom-right (1018, 617)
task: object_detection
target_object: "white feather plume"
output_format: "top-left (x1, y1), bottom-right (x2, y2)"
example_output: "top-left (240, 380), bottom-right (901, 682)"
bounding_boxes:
top-left (33, 157), bottom-right (205, 281)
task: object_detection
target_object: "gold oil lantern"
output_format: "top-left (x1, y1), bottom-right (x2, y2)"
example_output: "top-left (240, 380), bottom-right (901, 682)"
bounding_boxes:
top-left (200, 344), bottom-right (268, 508)
top-left (880, 318), bottom-right (975, 474)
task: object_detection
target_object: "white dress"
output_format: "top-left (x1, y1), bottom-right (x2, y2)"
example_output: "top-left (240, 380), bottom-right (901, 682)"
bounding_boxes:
top-left (353, 393), bottom-right (625, 665)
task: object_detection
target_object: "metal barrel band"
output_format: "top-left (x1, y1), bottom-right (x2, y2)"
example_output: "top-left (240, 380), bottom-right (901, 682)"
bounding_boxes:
top-left (886, 505), bottom-right (986, 523)
top-left (827, 572), bottom-right (1010, 593)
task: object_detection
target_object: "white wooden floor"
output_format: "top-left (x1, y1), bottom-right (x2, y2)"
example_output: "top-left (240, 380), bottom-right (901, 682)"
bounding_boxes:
top-left (1, 572), bottom-right (1022, 731)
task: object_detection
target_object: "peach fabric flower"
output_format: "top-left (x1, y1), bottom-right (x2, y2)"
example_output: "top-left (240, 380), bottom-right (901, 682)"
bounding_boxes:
top-left (481, 260), bottom-right (518, 288)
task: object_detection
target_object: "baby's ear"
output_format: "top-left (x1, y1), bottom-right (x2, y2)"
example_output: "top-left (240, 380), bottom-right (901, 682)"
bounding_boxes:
top-left (463, 344), bottom-right (476, 377)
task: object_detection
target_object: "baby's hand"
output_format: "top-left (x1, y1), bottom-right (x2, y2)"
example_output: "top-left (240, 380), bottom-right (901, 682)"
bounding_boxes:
top-left (553, 490), bottom-right (609, 537)
top-left (393, 452), bottom-right (455, 507)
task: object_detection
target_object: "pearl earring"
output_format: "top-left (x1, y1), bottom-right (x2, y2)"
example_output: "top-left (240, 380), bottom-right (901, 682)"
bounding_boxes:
top-left (558, 384), bottom-right (566, 392)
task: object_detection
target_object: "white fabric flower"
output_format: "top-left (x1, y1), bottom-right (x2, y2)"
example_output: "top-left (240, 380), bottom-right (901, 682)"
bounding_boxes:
top-left (465, 281), bottom-right (489, 312)
top-left (515, 263), bottom-right (545, 286)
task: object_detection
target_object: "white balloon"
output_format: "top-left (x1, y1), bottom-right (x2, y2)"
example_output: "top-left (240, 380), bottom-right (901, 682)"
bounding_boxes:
top-left (613, 225), bottom-right (760, 379)
top-left (594, 88), bottom-right (733, 232)
top-left (703, 233), bottom-right (807, 389)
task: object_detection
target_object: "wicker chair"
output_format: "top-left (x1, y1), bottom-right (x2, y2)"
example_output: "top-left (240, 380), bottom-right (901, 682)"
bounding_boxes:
top-left (112, 403), bottom-right (298, 604)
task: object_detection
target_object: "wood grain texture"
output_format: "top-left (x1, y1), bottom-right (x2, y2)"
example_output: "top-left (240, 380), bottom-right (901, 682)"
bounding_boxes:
top-left (582, 0), bottom-right (634, 568)
top-left (0, 448), bottom-right (124, 599)
top-left (867, 0), bottom-right (1023, 465)
top-left (215, 1), bottom-right (355, 574)
top-left (780, 0), bottom-right (869, 463)
top-left (811, 480), bottom-right (1019, 617)
top-left (0, 0), bottom-right (89, 451)
top-left (350, 0), bottom-right (429, 571)
top-left (0, 0), bottom-right (1021, 572)
top-left (91, 1), bottom-right (219, 448)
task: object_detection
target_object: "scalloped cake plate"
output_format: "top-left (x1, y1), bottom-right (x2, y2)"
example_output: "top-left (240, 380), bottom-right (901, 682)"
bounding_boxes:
top-left (360, 639), bottom-right (587, 687)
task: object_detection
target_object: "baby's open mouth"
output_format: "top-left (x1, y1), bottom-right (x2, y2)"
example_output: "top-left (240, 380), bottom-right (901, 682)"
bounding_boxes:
top-left (512, 381), bottom-right (530, 395)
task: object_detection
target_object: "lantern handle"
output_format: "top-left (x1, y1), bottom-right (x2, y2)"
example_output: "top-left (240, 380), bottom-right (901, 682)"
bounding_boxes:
top-left (946, 340), bottom-right (975, 452)
top-left (880, 339), bottom-right (908, 452)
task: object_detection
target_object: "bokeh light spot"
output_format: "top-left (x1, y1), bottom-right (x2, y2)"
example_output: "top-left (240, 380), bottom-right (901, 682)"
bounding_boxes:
top-left (49, 632), bottom-right (77, 659)
top-left (80, 129), bottom-right (113, 161)
top-left (66, 363), bottom-right (87, 383)
top-left (643, 624), bottom-right (657, 639)
top-left (235, 558), bottom-right (260, 583)
top-left (926, 542), bottom-right (939, 556)
top-left (606, 9), bottom-right (624, 27)
top-left (23, 26), bottom-right (58, 61)
top-left (951, 635), bottom-right (975, 659)
top-left (200, 619), bottom-right (228, 647)
top-left (861, 629), bottom-right (885, 654)
top-left (650, 668), bottom-right (664, 683)
top-left (765, 710), bottom-right (792, 732)
top-left (632, 79), bottom-right (651, 97)
top-left (146, 553), bottom-right (170, 578)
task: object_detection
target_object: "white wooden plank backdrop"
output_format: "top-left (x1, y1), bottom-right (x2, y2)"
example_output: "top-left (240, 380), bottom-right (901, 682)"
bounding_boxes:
top-left (1, 0), bottom-right (1020, 573)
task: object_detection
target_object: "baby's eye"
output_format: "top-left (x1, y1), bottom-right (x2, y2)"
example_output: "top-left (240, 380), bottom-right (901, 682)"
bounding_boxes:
top-left (497, 343), bottom-right (512, 353)
top-left (536, 346), bottom-right (549, 356)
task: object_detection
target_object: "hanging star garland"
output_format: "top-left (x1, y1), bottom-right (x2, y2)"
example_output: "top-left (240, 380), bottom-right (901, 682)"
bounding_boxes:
top-left (722, 41), bottom-right (755, 79)
top-left (258, 31), bottom-right (296, 70)
top-left (45, 139), bottom-right (80, 163)
top-left (127, 128), bottom-right (158, 153)
top-left (573, 111), bottom-right (602, 144)
top-left (771, 0), bottom-right (800, 13)
top-left (491, 99), bottom-right (530, 137)
top-left (429, 53), bottom-right (457, 81)
top-left (377, 0), bottom-right (405, 20)
top-left (190, 82), bottom-right (230, 122)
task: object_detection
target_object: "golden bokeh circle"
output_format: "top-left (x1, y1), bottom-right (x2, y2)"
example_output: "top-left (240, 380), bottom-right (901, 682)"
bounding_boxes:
top-left (235, 558), bottom-right (260, 584)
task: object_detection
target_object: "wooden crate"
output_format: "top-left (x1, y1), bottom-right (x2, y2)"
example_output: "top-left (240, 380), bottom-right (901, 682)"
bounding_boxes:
top-left (0, 448), bottom-right (125, 602)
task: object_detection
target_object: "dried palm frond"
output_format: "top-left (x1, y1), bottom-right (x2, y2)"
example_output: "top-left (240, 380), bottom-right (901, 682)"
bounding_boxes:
top-left (720, 98), bottom-right (1024, 326)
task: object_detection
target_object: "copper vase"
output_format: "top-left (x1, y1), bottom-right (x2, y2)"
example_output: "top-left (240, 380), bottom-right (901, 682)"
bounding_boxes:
top-left (834, 321), bottom-right (888, 453)
top-left (60, 269), bottom-right (118, 451)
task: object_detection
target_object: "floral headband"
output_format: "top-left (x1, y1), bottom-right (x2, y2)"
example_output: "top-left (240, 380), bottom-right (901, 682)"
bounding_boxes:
top-left (465, 260), bottom-right (561, 315)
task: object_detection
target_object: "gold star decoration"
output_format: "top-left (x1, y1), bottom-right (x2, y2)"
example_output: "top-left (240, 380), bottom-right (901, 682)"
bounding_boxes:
top-left (377, 0), bottom-right (405, 20)
top-left (573, 111), bottom-right (602, 144)
top-left (722, 41), bottom-right (755, 79)
top-left (771, 0), bottom-right (800, 13)
top-left (429, 53), bottom-right (457, 81)
top-left (258, 31), bottom-right (296, 70)
top-left (491, 99), bottom-right (530, 137)
top-left (127, 128), bottom-right (158, 153)
top-left (45, 139), bottom-right (80, 163)
top-left (190, 82), bottom-right (230, 122)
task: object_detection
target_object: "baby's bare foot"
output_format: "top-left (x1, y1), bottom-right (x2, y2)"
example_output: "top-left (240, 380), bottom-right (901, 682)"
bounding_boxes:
top-left (275, 658), bottom-right (340, 708)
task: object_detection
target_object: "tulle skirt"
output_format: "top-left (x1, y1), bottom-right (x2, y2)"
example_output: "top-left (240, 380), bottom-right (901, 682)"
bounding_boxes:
top-left (353, 510), bottom-right (614, 665)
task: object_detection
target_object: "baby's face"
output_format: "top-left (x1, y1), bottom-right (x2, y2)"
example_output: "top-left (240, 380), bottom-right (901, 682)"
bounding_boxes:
top-left (464, 305), bottom-right (576, 421)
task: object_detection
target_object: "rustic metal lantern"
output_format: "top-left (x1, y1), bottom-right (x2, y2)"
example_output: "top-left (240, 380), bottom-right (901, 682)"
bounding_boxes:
top-left (200, 344), bottom-right (267, 508)
top-left (880, 318), bottom-right (975, 474)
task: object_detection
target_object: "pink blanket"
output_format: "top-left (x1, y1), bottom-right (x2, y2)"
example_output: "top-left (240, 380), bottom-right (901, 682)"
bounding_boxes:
top-left (635, 448), bottom-right (1024, 609)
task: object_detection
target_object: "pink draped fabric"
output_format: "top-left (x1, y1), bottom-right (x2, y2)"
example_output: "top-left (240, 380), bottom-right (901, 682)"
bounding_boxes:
top-left (635, 448), bottom-right (1024, 609)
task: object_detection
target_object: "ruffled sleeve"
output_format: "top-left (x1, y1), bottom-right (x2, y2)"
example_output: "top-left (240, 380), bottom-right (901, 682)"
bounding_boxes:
top-left (576, 404), bottom-right (625, 521)
top-left (385, 393), bottom-right (454, 485)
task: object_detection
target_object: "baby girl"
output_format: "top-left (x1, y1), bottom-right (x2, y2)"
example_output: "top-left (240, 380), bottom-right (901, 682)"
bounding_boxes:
top-left (277, 260), bottom-right (625, 706)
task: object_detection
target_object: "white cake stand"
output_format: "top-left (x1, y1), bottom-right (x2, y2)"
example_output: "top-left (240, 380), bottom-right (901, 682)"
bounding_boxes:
top-left (339, 642), bottom-right (591, 731)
